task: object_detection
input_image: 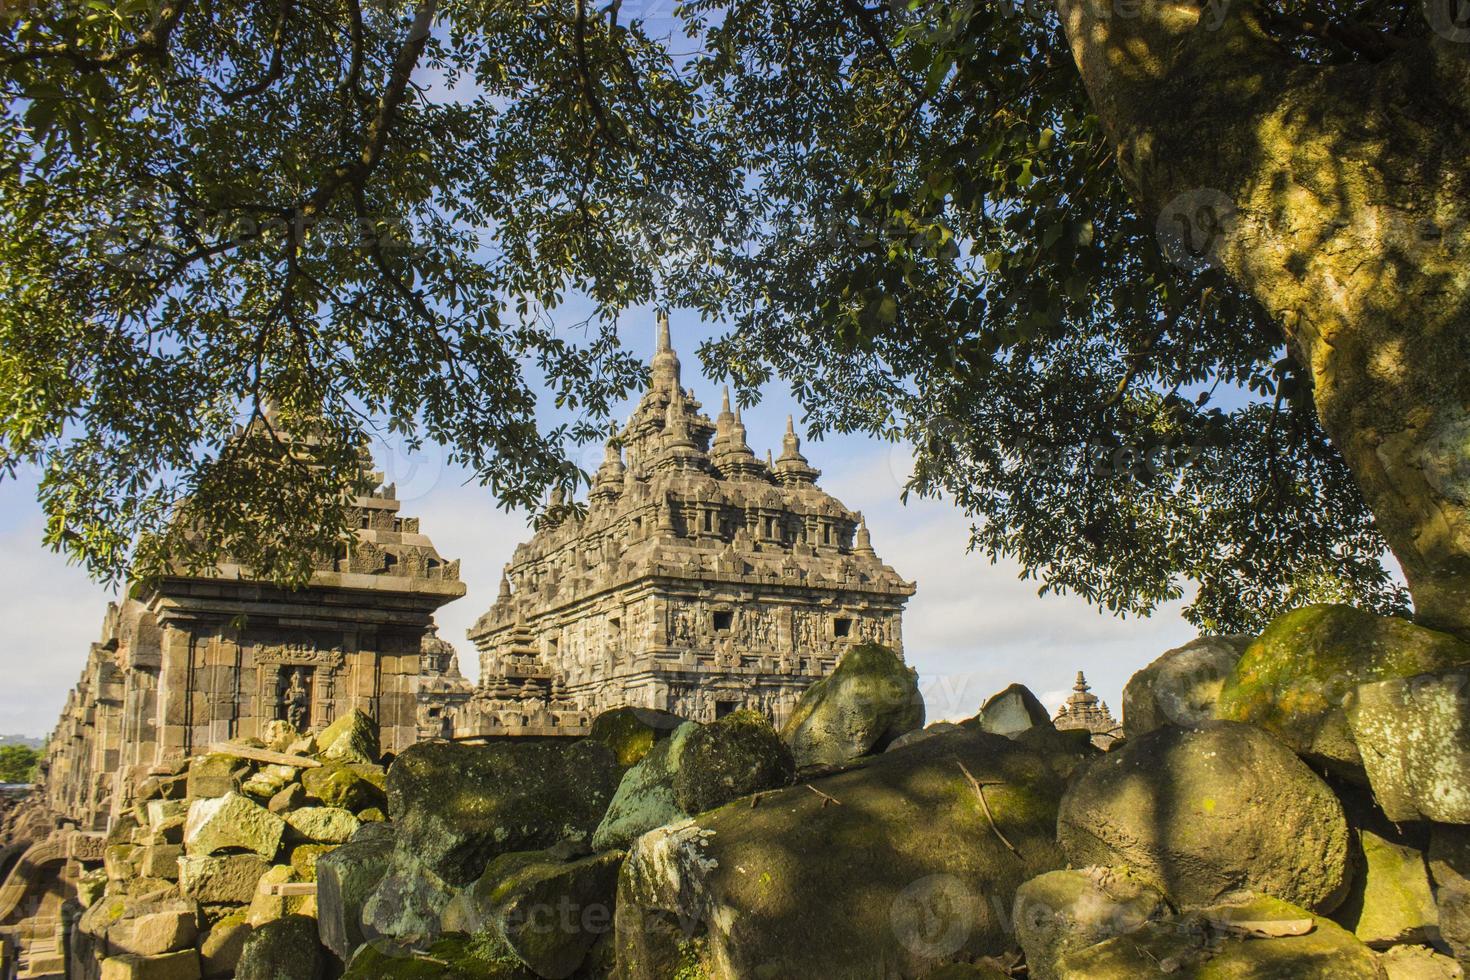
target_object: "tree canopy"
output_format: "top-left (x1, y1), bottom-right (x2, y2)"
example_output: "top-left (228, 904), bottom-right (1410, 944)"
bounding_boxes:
top-left (5, 0), bottom-right (1458, 632)
top-left (0, 744), bottom-right (39, 783)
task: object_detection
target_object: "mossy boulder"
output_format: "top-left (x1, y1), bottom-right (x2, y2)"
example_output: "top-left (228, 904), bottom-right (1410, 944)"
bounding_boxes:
top-left (316, 709), bottom-right (380, 766)
top-left (1057, 721), bottom-right (1350, 912)
top-left (316, 823), bottom-right (396, 961)
top-left (672, 709), bottom-right (794, 814)
top-left (615, 729), bottom-right (1068, 979)
top-left (780, 642), bottom-right (924, 768)
top-left (965, 683), bottom-right (1052, 737)
top-left (235, 914), bottom-right (325, 980)
top-left (342, 934), bottom-right (536, 979)
top-left (284, 806), bottom-right (360, 844)
top-left (1122, 634), bottom-right (1251, 739)
top-left (360, 852), bottom-right (458, 947)
top-left (386, 738), bottom-right (619, 886)
top-left (1331, 827), bottom-right (1439, 947)
top-left (1216, 605), bottom-right (1470, 777)
top-left (1012, 868), bottom-right (1170, 980)
top-left (442, 848), bottom-right (623, 979)
top-left (183, 792), bottom-right (285, 859)
top-left (288, 843), bottom-right (334, 881)
top-left (301, 763), bottom-right (386, 813)
top-left (587, 707), bottom-right (685, 768)
top-left (1054, 893), bottom-right (1382, 979)
top-left (591, 725), bottom-right (695, 852)
top-left (1347, 666), bottom-right (1470, 823)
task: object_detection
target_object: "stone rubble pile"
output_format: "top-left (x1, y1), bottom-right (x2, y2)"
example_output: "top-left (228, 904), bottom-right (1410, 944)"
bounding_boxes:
top-left (57, 607), bottom-right (1470, 978)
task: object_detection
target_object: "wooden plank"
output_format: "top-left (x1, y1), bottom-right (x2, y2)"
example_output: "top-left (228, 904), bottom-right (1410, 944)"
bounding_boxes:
top-left (263, 882), bottom-right (318, 897)
top-left (205, 743), bottom-right (322, 769)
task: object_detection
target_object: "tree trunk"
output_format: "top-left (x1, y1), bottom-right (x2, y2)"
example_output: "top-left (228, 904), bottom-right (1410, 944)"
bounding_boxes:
top-left (1056, 0), bottom-right (1470, 635)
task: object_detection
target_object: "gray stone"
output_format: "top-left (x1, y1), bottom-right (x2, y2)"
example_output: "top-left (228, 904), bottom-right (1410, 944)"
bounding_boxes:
top-left (780, 642), bottom-right (924, 768)
top-left (183, 792), bottom-right (285, 859)
top-left (1012, 868), bottom-right (1170, 980)
top-left (886, 721), bottom-right (963, 752)
top-left (386, 738), bottom-right (619, 885)
top-left (1379, 944), bottom-right (1465, 979)
top-left (969, 683), bottom-right (1052, 737)
top-left (1121, 635), bottom-right (1250, 739)
top-left (284, 806), bottom-right (360, 844)
top-left (615, 729), bottom-right (1067, 978)
top-left (1429, 823), bottom-right (1470, 962)
top-left (1054, 893), bottom-right (1381, 979)
top-left (315, 823), bottom-right (396, 961)
top-left (178, 854), bottom-right (272, 904)
top-left (360, 852), bottom-right (457, 947)
top-left (1348, 667), bottom-right (1470, 823)
top-left (591, 726), bottom-right (693, 852)
top-left (235, 914), bottom-right (325, 980)
top-left (1057, 721), bottom-right (1350, 912)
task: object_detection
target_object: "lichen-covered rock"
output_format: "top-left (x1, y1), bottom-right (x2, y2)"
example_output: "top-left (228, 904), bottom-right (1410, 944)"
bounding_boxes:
top-left (99, 949), bottom-right (202, 980)
top-left (386, 738), bottom-right (619, 885)
top-left (289, 843), bottom-right (333, 881)
top-left (360, 853), bottom-right (458, 947)
top-left (967, 683), bottom-right (1052, 738)
top-left (199, 912), bottom-right (250, 979)
top-left (1012, 868), bottom-right (1170, 980)
top-left (316, 823), bottom-right (396, 960)
top-left (1054, 893), bottom-right (1381, 979)
top-left (235, 914), bottom-right (325, 980)
top-left (1216, 605), bottom-right (1470, 777)
top-left (301, 763), bottom-right (386, 813)
top-left (1057, 721), bottom-right (1350, 912)
top-left (183, 793), bottom-right (285, 859)
top-left (615, 729), bottom-right (1067, 979)
top-left (342, 934), bottom-right (536, 979)
top-left (1122, 635), bottom-right (1251, 739)
top-left (1428, 823), bottom-right (1470, 961)
top-left (672, 709), bottom-right (793, 814)
top-left (241, 764), bottom-right (298, 800)
top-left (284, 806), bottom-right (360, 844)
top-left (177, 854), bottom-right (272, 904)
top-left (591, 725), bottom-right (694, 852)
top-left (780, 642), bottom-right (924, 768)
top-left (443, 848), bottom-right (623, 979)
top-left (1348, 667), bottom-right (1470, 823)
top-left (316, 709), bottom-right (380, 766)
top-left (186, 754), bottom-right (247, 799)
top-left (587, 706), bottom-right (685, 768)
top-left (1332, 827), bottom-right (1439, 947)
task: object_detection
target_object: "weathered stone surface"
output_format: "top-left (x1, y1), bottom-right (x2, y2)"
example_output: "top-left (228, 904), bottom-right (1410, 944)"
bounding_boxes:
top-left (178, 854), bottom-right (272, 905)
top-left (289, 843), bottom-right (334, 881)
top-left (443, 848), bottom-right (622, 979)
top-left (672, 709), bottom-right (794, 814)
top-left (285, 806), bottom-right (360, 844)
top-left (315, 822), bottom-right (395, 959)
top-left (268, 783), bottom-right (304, 814)
top-left (106, 843), bottom-right (138, 882)
top-left (138, 843), bottom-right (182, 880)
top-left (183, 793), bottom-right (285, 859)
top-left (591, 726), bottom-right (693, 852)
top-left (1011, 725), bottom-right (1100, 781)
top-left (386, 738), bottom-right (619, 885)
top-left (1379, 944), bottom-right (1465, 979)
top-left (1348, 667), bottom-right (1470, 823)
top-left (1216, 604), bottom-right (1470, 777)
top-left (1428, 823), bottom-right (1470, 961)
top-left (1057, 721), bottom-right (1350, 912)
top-left (235, 914), bottom-right (325, 980)
top-left (615, 729), bottom-right (1067, 979)
top-left (780, 642), bottom-right (924, 768)
top-left (968, 683), bottom-right (1053, 737)
top-left (1332, 828), bottom-right (1439, 947)
top-left (246, 864), bottom-right (307, 927)
top-left (186, 754), bottom-right (246, 800)
top-left (316, 709), bottom-right (380, 766)
top-left (107, 899), bottom-right (201, 956)
top-left (240, 764), bottom-right (298, 800)
top-left (587, 707), bottom-right (685, 768)
top-left (343, 934), bottom-right (536, 978)
top-left (1054, 894), bottom-right (1381, 979)
top-left (301, 763), bottom-right (386, 813)
top-left (886, 721), bottom-right (963, 752)
top-left (1122, 634), bottom-right (1251, 739)
top-left (1012, 868), bottom-right (1170, 980)
top-left (199, 912), bottom-right (251, 979)
top-left (360, 853), bottom-right (457, 947)
top-left (100, 950), bottom-right (202, 980)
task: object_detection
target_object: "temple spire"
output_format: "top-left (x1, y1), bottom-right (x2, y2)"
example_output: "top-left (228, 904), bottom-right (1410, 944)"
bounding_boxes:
top-left (650, 309), bottom-right (681, 391)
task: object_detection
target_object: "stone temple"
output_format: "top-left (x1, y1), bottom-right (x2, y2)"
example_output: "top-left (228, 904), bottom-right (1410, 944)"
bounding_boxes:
top-left (36, 425), bottom-right (468, 833)
top-left (453, 314), bottom-right (916, 737)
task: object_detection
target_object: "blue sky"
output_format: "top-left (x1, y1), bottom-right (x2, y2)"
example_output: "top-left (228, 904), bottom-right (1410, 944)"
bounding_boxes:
top-left (0, 301), bottom-right (1204, 737)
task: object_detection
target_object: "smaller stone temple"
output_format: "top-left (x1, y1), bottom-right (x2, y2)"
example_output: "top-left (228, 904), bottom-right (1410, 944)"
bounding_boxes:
top-left (35, 416), bottom-right (469, 832)
top-left (453, 314), bottom-right (916, 738)
top-left (1052, 671), bottom-right (1122, 749)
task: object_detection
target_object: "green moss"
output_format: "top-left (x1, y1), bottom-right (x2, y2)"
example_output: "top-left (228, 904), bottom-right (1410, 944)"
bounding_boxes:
top-left (672, 935), bottom-right (711, 980)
